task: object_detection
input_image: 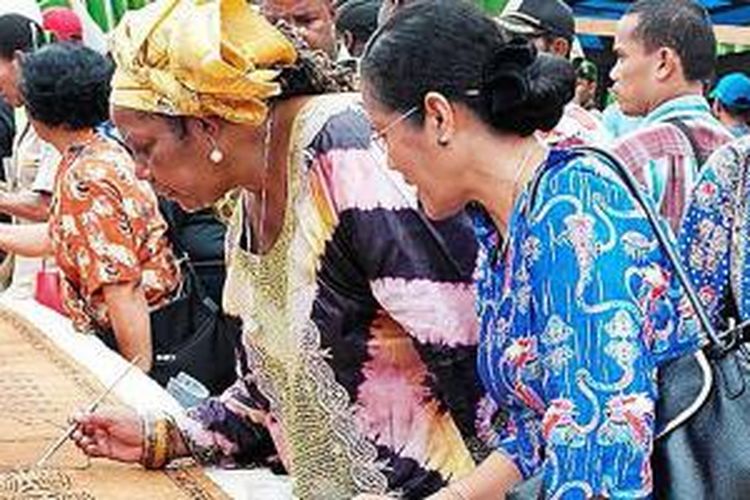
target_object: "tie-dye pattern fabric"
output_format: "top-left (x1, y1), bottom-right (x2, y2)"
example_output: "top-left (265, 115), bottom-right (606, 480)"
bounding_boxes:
top-left (172, 94), bottom-right (486, 499)
top-left (475, 150), bottom-right (701, 499)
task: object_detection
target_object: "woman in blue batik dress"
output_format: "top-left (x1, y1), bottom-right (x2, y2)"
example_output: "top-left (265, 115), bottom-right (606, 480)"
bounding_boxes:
top-left (679, 135), bottom-right (750, 330)
top-left (360, 2), bottom-right (702, 498)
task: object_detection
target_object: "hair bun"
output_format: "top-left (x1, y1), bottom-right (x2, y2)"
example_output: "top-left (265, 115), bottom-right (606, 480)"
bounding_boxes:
top-left (482, 38), bottom-right (536, 115)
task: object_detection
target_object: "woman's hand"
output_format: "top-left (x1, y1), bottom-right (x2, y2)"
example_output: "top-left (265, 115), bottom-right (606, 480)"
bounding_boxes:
top-left (71, 407), bottom-right (144, 463)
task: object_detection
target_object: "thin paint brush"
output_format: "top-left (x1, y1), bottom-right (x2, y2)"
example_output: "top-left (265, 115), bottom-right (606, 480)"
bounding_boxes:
top-left (35, 355), bottom-right (141, 468)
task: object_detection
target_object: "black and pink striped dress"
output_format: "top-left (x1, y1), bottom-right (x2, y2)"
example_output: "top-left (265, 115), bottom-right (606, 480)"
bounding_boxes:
top-left (173, 94), bottom-right (487, 499)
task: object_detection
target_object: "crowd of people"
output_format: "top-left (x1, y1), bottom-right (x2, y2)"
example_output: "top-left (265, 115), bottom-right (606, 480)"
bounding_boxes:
top-left (0, 0), bottom-right (747, 498)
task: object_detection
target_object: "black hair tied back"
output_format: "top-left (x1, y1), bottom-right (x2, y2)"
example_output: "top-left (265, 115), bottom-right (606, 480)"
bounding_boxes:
top-left (482, 40), bottom-right (575, 137)
top-left (481, 38), bottom-right (536, 118)
top-left (361, 0), bottom-right (574, 138)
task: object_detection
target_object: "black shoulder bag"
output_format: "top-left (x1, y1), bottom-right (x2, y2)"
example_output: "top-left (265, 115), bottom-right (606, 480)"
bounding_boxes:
top-left (147, 254), bottom-right (241, 395)
top-left (507, 147), bottom-right (750, 499)
top-left (93, 252), bottom-right (241, 396)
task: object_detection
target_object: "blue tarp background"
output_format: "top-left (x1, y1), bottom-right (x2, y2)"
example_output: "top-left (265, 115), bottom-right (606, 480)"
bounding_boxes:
top-left (569, 0), bottom-right (750, 25)
top-left (569, 1), bottom-right (750, 54)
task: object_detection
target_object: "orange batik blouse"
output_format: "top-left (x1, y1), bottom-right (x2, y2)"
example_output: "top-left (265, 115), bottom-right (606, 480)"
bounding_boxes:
top-left (48, 133), bottom-right (180, 332)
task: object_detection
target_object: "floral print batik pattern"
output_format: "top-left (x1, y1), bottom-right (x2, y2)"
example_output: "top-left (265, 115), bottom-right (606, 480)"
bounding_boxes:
top-left (679, 136), bottom-right (750, 329)
top-left (48, 134), bottom-right (180, 331)
top-left (475, 150), bottom-right (702, 499)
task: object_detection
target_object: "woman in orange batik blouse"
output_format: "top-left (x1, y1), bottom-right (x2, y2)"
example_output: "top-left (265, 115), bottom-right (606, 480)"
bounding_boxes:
top-left (0, 43), bottom-right (179, 373)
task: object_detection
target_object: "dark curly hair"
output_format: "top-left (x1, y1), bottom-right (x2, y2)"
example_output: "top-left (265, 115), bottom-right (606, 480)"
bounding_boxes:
top-left (20, 43), bottom-right (113, 130)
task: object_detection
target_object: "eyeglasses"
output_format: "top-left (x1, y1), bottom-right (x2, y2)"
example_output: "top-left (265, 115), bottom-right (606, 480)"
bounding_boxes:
top-left (370, 106), bottom-right (419, 154)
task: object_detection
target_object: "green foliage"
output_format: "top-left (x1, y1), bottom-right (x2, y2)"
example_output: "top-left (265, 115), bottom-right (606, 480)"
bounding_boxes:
top-left (475, 0), bottom-right (509, 15)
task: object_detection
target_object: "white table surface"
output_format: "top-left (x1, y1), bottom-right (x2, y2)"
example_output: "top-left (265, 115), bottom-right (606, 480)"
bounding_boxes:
top-left (0, 295), bottom-right (293, 500)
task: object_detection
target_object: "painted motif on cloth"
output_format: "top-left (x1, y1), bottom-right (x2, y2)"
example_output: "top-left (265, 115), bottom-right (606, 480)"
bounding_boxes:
top-left (0, 305), bottom-right (226, 499)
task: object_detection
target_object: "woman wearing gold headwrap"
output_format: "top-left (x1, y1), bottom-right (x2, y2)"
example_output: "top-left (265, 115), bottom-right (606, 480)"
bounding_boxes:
top-left (72, 0), bottom-right (488, 497)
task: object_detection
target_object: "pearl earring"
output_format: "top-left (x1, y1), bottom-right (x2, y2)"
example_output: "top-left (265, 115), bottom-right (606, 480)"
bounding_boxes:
top-left (209, 147), bottom-right (224, 164)
top-left (208, 136), bottom-right (224, 164)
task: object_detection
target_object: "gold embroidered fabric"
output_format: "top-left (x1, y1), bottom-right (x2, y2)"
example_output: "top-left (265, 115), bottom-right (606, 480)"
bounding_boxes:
top-left (222, 94), bottom-right (389, 499)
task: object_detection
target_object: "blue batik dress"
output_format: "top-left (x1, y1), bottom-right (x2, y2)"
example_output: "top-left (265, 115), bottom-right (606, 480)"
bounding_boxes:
top-left (475, 149), bottom-right (701, 499)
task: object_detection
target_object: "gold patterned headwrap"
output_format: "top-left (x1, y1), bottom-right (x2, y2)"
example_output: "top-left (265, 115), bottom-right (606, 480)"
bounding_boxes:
top-left (110, 0), bottom-right (298, 125)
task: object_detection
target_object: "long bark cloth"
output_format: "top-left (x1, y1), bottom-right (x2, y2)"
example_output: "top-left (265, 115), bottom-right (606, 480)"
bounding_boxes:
top-left (0, 304), bottom-right (227, 499)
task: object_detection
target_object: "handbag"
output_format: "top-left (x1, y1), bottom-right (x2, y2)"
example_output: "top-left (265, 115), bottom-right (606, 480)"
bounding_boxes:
top-left (146, 255), bottom-right (241, 395)
top-left (34, 259), bottom-right (65, 315)
top-left (94, 255), bottom-right (241, 396)
top-left (507, 147), bottom-right (750, 499)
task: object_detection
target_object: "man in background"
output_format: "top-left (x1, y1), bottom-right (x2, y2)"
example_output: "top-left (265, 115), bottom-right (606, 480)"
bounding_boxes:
top-left (0, 13), bottom-right (60, 293)
top-left (495, 0), bottom-right (611, 147)
top-left (496, 0), bottom-right (574, 57)
top-left (261, 0), bottom-right (339, 59)
top-left (42, 7), bottom-right (84, 43)
top-left (711, 72), bottom-right (750, 138)
top-left (573, 58), bottom-right (599, 112)
top-left (610, 0), bottom-right (733, 231)
top-left (336, 0), bottom-right (380, 58)
top-left (0, 13), bottom-right (58, 222)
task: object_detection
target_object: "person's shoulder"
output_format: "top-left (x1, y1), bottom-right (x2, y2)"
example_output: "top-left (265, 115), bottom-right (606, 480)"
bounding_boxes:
top-left (614, 119), bottom-right (671, 145)
top-left (532, 148), bottom-right (630, 205)
top-left (301, 93), bottom-right (371, 156)
top-left (70, 135), bottom-right (137, 185)
top-left (292, 94), bottom-right (415, 214)
top-left (699, 136), bottom-right (750, 189)
top-left (542, 147), bottom-right (618, 180)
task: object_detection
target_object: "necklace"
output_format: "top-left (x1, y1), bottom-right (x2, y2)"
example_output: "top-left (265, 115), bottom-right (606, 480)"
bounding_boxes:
top-left (492, 137), bottom-right (547, 265)
top-left (254, 106), bottom-right (276, 253)
top-left (496, 137), bottom-right (543, 237)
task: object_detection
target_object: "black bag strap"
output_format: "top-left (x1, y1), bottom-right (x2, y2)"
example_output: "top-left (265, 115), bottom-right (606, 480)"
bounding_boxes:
top-left (667, 117), bottom-right (707, 166)
top-left (158, 209), bottom-right (221, 312)
top-left (157, 199), bottom-right (226, 311)
top-left (561, 146), bottom-right (728, 350)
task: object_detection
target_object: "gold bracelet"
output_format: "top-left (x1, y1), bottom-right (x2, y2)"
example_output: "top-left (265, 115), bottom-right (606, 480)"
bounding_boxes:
top-left (138, 413), bottom-right (149, 467)
top-left (141, 412), bottom-right (154, 468)
top-left (141, 411), bottom-right (170, 469)
top-left (164, 414), bottom-right (182, 462)
top-left (150, 416), bottom-right (169, 469)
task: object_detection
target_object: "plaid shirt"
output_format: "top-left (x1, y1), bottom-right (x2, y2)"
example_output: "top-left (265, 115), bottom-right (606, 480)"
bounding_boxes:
top-left (612, 95), bottom-right (733, 232)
